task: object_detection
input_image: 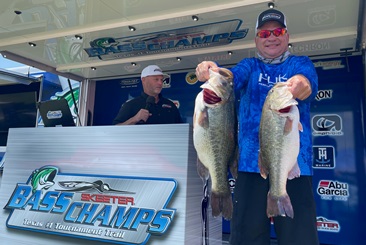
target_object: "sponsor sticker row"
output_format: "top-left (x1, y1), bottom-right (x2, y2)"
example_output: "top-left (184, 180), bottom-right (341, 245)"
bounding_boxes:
top-left (312, 82), bottom-right (346, 233)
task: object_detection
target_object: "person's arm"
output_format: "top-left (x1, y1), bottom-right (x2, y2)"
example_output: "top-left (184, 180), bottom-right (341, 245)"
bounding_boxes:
top-left (287, 56), bottom-right (318, 101)
top-left (113, 100), bottom-right (150, 125)
top-left (114, 109), bottom-right (150, 125)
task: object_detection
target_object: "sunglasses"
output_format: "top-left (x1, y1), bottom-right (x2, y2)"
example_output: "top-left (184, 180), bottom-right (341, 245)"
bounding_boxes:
top-left (256, 28), bottom-right (287, 38)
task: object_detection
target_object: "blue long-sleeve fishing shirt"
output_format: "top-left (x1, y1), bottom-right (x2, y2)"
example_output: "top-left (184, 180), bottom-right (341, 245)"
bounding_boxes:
top-left (230, 55), bottom-right (318, 175)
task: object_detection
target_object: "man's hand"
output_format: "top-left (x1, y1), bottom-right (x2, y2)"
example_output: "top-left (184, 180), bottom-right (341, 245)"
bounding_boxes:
top-left (116, 109), bottom-right (150, 125)
top-left (287, 75), bottom-right (312, 100)
top-left (134, 109), bottom-right (150, 123)
top-left (195, 61), bottom-right (218, 82)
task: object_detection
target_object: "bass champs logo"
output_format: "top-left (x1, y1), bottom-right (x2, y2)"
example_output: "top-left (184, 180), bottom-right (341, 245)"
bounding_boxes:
top-left (84, 20), bottom-right (248, 61)
top-left (4, 166), bottom-right (177, 244)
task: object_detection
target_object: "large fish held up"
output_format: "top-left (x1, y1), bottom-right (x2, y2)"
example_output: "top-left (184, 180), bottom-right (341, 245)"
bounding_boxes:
top-left (259, 82), bottom-right (303, 218)
top-left (193, 68), bottom-right (237, 220)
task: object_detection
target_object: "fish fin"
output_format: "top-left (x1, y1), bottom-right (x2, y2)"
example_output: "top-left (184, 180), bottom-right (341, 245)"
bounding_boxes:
top-left (283, 117), bottom-right (293, 135)
top-left (288, 163), bottom-right (301, 179)
top-left (221, 194), bottom-right (233, 221)
top-left (210, 192), bottom-right (221, 218)
top-left (298, 121), bottom-right (303, 132)
top-left (211, 192), bottom-right (233, 220)
top-left (267, 192), bottom-right (294, 218)
top-left (258, 152), bottom-right (268, 179)
top-left (197, 108), bottom-right (209, 128)
top-left (196, 158), bottom-right (209, 181)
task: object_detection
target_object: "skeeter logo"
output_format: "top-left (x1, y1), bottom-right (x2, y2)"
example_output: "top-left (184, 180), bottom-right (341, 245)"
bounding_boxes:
top-left (4, 166), bottom-right (177, 244)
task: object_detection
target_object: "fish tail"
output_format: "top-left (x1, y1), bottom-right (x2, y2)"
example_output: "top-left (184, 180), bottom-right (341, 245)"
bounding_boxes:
top-left (266, 192), bottom-right (294, 218)
top-left (211, 192), bottom-right (233, 220)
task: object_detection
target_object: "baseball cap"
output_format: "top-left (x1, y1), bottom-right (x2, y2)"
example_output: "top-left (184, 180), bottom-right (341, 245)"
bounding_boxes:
top-left (141, 65), bottom-right (169, 79)
top-left (256, 9), bottom-right (287, 29)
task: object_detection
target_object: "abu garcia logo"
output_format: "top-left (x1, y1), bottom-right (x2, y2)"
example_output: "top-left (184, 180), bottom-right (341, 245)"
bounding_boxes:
top-left (317, 180), bottom-right (349, 201)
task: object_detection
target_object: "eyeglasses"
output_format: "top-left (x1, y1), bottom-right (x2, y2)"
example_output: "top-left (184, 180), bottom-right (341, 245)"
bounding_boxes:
top-left (256, 28), bottom-right (287, 38)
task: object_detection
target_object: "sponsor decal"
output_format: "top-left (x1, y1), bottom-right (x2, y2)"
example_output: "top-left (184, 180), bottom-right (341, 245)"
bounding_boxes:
top-left (313, 60), bottom-right (344, 70)
top-left (186, 72), bottom-right (198, 85)
top-left (162, 104), bottom-right (172, 109)
top-left (317, 216), bottom-right (341, 232)
top-left (84, 20), bottom-right (248, 60)
top-left (317, 180), bottom-right (349, 201)
top-left (119, 79), bottom-right (140, 88)
top-left (197, 54), bottom-right (233, 63)
top-left (262, 13), bottom-right (281, 22)
top-left (292, 42), bottom-right (331, 54)
top-left (313, 146), bottom-right (335, 169)
top-left (312, 114), bottom-right (343, 136)
top-left (308, 7), bottom-right (336, 27)
top-left (4, 166), bottom-right (177, 244)
top-left (258, 73), bottom-right (287, 87)
top-left (47, 110), bottom-right (62, 119)
top-left (163, 78), bottom-right (171, 88)
top-left (315, 89), bottom-right (333, 101)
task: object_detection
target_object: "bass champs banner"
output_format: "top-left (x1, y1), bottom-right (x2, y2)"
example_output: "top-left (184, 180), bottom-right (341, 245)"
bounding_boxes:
top-left (5, 166), bottom-right (176, 244)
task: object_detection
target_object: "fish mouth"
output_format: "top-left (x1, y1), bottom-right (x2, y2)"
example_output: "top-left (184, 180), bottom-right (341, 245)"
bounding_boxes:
top-left (279, 106), bottom-right (291, 113)
top-left (200, 68), bottom-right (233, 105)
top-left (274, 99), bottom-right (298, 113)
top-left (203, 88), bottom-right (222, 104)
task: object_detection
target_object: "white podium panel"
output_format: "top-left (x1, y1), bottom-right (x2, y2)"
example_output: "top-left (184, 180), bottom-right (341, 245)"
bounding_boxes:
top-left (0, 124), bottom-right (222, 245)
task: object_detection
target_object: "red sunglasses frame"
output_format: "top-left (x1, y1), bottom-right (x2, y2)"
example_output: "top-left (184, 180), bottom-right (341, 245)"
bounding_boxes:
top-left (256, 28), bottom-right (287, 38)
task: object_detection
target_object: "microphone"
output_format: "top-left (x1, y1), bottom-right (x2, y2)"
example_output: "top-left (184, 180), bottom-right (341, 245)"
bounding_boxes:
top-left (145, 96), bottom-right (155, 111)
top-left (138, 96), bottom-right (155, 124)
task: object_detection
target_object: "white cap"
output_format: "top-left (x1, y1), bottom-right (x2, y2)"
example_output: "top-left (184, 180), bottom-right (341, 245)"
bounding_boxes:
top-left (141, 65), bottom-right (169, 79)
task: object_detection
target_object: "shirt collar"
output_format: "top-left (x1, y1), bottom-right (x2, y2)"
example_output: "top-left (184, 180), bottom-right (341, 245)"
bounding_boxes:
top-left (257, 50), bottom-right (291, 64)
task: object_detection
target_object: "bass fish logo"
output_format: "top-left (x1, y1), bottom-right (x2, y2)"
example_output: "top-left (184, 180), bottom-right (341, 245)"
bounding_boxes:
top-left (5, 166), bottom-right (177, 245)
top-left (30, 166), bottom-right (58, 193)
top-left (89, 37), bottom-right (119, 48)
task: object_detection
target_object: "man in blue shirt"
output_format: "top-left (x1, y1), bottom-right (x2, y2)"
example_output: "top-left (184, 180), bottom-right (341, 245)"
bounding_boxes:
top-left (196, 8), bottom-right (319, 245)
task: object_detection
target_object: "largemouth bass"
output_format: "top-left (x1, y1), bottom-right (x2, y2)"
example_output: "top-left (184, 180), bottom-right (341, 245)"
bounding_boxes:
top-left (193, 68), bottom-right (237, 220)
top-left (259, 82), bottom-right (302, 218)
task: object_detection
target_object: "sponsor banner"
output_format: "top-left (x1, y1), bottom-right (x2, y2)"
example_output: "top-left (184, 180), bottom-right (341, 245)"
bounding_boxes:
top-left (84, 20), bottom-right (248, 60)
top-left (313, 60), bottom-right (345, 70)
top-left (5, 166), bottom-right (177, 245)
